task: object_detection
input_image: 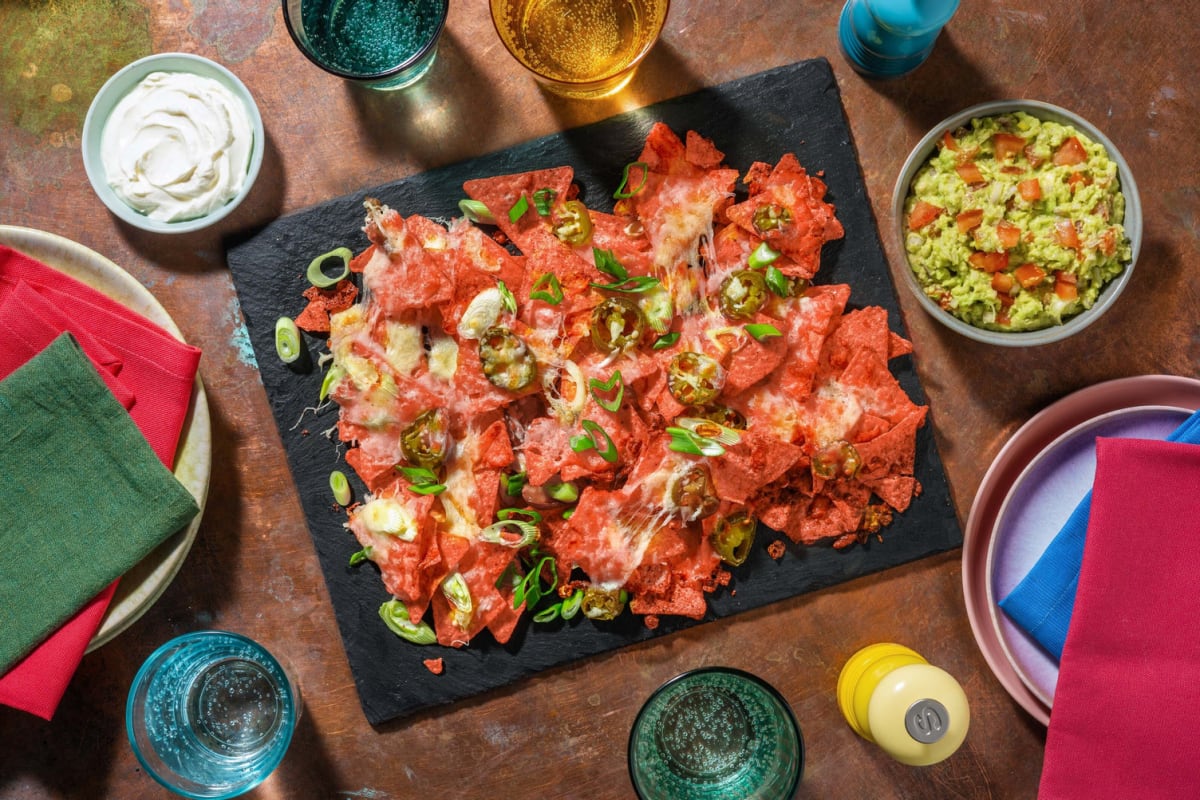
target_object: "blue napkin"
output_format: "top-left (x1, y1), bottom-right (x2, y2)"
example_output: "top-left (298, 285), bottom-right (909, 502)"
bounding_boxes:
top-left (998, 408), bottom-right (1200, 660)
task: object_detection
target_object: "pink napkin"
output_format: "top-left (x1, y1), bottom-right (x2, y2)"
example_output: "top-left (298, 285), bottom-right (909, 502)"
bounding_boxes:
top-left (1039, 437), bottom-right (1200, 798)
top-left (0, 244), bottom-right (202, 720)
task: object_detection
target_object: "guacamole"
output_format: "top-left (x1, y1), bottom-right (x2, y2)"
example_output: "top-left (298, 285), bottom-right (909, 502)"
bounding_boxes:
top-left (903, 111), bottom-right (1131, 332)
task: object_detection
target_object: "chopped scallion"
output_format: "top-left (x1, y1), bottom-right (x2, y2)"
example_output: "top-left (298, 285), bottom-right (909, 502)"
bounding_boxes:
top-left (306, 247), bottom-right (352, 288)
top-left (546, 481), bottom-right (580, 503)
top-left (349, 546), bottom-right (372, 566)
top-left (666, 426), bottom-right (727, 457)
top-left (275, 317), bottom-right (302, 364)
top-left (652, 332), bottom-right (681, 350)
top-left (319, 363), bottom-right (344, 402)
top-left (459, 199), bottom-right (496, 224)
top-left (533, 187), bottom-right (557, 216)
top-left (570, 419), bottom-right (618, 463)
top-left (560, 589), bottom-right (583, 619)
top-left (588, 370), bottom-right (625, 412)
top-left (479, 519), bottom-right (539, 548)
top-left (765, 266), bottom-right (791, 297)
top-left (379, 599), bottom-right (436, 644)
top-left (674, 417), bottom-right (742, 446)
top-left (498, 507), bottom-right (544, 524)
top-left (498, 279), bottom-right (518, 314)
top-left (504, 471), bottom-right (528, 496)
top-left (508, 194), bottom-right (530, 224)
top-left (330, 470), bottom-right (352, 506)
top-left (747, 241), bottom-right (781, 270)
top-left (592, 247), bottom-right (628, 281)
top-left (613, 161), bottom-right (649, 199)
top-left (533, 603), bottom-right (562, 623)
top-left (745, 323), bottom-right (783, 342)
top-left (588, 275), bottom-right (662, 294)
top-left (530, 272), bottom-right (564, 305)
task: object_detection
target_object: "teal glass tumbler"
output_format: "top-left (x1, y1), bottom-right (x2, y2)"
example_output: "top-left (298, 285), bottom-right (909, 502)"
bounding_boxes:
top-left (839, 0), bottom-right (959, 78)
top-left (282, 0), bottom-right (448, 91)
top-left (628, 667), bottom-right (804, 800)
top-left (126, 631), bottom-right (299, 799)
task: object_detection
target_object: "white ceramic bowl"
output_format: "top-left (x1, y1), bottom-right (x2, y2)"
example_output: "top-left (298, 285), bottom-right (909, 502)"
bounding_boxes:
top-left (82, 52), bottom-right (264, 234)
top-left (892, 100), bottom-right (1141, 346)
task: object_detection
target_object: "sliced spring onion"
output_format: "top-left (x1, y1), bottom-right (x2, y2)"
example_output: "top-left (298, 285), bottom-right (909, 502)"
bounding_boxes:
top-left (560, 589), bottom-right (583, 619)
top-left (666, 426), bottom-right (727, 457)
top-left (306, 247), bottom-right (352, 288)
top-left (408, 482), bottom-right (447, 496)
top-left (533, 603), bottom-right (562, 623)
top-left (765, 265), bottom-right (791, 297)
top-left (398, 465), bottom-right (439, 483)
top-left (747, 241), bottom-right (781, 270)
top-left (348, 546), bottom-right (372, 567)
top-left (319, 363), bottom-right (345, 402)
top-left (592, 247), bottom-right (628, 281)
top-left (497, 279), bottom-right (518, 314)
top-left (508, 194), bottom-right (530, 224)
top-left (588, 370), bottom-right (625, 412)
top-left (379, 599), bottom-right (437, 645)
top-left (504, 471), bottom-right (528, 496)
top-left (613, 161), bottom-right (649, 199)
top-left (530, 272), bottom-right (564, 305)
top-left (498, 507), bottom-right (544, 524)
top-left (533, 187), bottom-right (556, 216)
top-left (652, 332), bottom-right (681, 350)
top-left (589, 275), bottom-right (662, 294)
top-left (570, 419), bottom-right (619, 463)
top-left (562, 508), bottom-right (575, 521)
top-left (330, 470), bottom-right (352, 506)
top-left (459, 199), bottom-right (496, 224)
top-left (275, 317), bottom-right (302, 364)
top-left (513, 554), bottom-right (557, 609)
top-left (479, 519), bottom-right (539, 548)
top-left (745, 323), bottom-right (783, 342)
top-left (546, 481), bottom-right (579, 503)
top-left (674, 417), bottom-right (743, 447)
top-left (442, 573), bottom-right (474, 629)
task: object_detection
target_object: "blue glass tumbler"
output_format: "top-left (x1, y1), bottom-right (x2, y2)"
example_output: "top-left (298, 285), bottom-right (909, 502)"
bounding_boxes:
top-left (838, 0), bottom-right (960, 78)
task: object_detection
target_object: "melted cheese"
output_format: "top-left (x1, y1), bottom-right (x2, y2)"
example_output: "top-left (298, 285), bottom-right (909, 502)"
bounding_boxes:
top-left (357, 497), bottom-right (418, 541)
top-left (384, 321), bottom-right (423, 376)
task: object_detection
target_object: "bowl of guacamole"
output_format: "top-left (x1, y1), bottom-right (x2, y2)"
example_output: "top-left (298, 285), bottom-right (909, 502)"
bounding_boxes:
top-left (893, 100), bottom-right (1141, 346)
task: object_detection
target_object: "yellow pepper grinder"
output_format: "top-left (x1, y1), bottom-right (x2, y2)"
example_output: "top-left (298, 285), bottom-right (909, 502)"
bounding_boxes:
top-left (837, 643), bottom-right (969, 766)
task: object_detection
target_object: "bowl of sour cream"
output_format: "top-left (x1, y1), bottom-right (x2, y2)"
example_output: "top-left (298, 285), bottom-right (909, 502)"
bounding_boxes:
top-left (82, 52), bottom-right (264, 234)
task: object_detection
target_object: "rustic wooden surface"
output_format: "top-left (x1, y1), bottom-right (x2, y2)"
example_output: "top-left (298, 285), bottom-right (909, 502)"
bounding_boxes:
top-left (1, 0), bottom-right (1196, 797)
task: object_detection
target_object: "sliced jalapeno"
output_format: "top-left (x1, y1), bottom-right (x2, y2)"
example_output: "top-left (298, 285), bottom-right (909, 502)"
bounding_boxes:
top-left (400, 408), bottom-right (451, 469)
top-left (670, 465), bottom-right (719, 522)
top-left (581, 586), bottom-right (627, 621)
top-left (812, 441), bottom-right (862, 480)
top-left (552, 199), bottom-right (593, 247)
top-left (590, 296), bottom-right (646, 354)
top-left (684, 404), bottom-right (748, 431)
top-left (711, 510), bottom-right (756, 566)
top-left (752, 203), bottom-right (794, 233)
top-left (667, 351), bottom-right (726, 406)
top-left (719, 269), bottom-right (768, 319)
top-left (478, 325), bottom-right (538, 391)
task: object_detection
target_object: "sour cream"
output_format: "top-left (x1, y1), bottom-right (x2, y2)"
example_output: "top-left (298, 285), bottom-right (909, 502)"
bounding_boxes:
top-left (100, 71), bottom-right (253, 223)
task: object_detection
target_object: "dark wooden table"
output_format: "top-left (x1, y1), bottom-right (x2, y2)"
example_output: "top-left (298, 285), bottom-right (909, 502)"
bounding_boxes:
top-left (2, 1), bottom-right (1196, 797)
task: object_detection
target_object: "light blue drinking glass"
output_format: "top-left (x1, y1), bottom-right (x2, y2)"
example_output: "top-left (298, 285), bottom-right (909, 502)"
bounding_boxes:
top-left (629, 667), bottom-right (804, 800)
top-left (838, 0), bottom-right (960, 78)
top-left (126, 631), bottom-right (299, 799)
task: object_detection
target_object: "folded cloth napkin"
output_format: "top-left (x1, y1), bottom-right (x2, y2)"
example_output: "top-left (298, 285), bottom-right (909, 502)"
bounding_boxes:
top-left (999, 408), bottom-right (1200, 660)
top-left (0, 244), bottom-right (201, 720)
top-left (0, 334), bottom-right (200, 677)
top-left (1038, 437), bottom-right (1200, 798)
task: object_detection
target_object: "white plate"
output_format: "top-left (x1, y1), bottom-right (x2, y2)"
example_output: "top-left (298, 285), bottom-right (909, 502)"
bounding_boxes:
top-left (0, 225), bottom-right (211, 651)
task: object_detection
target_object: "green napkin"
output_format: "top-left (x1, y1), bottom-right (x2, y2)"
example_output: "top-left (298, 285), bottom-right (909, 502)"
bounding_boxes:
top-left (0, 334), bottom-right (199, 673)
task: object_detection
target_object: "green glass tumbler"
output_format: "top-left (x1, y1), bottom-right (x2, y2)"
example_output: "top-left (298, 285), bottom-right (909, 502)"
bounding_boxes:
top-left (628, 667), bottom-right (804, 800)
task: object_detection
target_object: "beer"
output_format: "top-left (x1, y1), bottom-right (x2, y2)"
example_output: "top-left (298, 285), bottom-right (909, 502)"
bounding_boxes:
top-left (491, 0), bottom-right (669, 98)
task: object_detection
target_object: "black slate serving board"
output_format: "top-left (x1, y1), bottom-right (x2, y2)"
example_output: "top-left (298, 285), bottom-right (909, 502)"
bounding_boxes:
top-left (226, 58), bottom-right (961, 725)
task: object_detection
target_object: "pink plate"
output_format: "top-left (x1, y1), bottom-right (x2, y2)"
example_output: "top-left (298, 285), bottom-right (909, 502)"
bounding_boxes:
top-left (962, 375), bottom-right (1200, 725)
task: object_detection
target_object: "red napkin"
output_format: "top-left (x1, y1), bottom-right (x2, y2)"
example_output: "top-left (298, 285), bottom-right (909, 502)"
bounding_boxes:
top-left (0, 244), bottom-right (202, 720)
top-left (1039, 437), bottom-right (1200, 798)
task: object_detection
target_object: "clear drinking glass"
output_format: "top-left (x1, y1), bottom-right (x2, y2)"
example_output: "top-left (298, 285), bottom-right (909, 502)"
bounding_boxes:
top-left (489, 0), bottom-right (669, 99)
top-left (126, 631), bottom-right (299, 799)
top-left (628, 667), bottom-right (804, 800)
top-left (282, 0), bottom-right (449, 91)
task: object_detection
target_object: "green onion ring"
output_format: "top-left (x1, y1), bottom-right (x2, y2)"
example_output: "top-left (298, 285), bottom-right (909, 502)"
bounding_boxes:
top-left (652, 332), bottom-right (681, 350)
top-left (275, 317), bottom-right (302, 364)
top-left (745, 323), bottom-right (783, 342)
top-left (330, 470), bottom-right (352, 506)
top-left (479, 519), bottom-right (539, 548)
top-left (559, 590), bottom-right (583, 619)
top-left (379, 599), bottom-right (437, 645)
top-left (508, 194), bottom-right (530, 224)
top-left (306, 247), bottom-right (352, 288)
top-left (530, 272), bottom-right (564, 305)
top-left (459, 199), bottom-right (496, 224)
top-left (588, 370), bottom-right (625, 412)
top-left (533, 603), bottom-right (562, 623)
top-left (747, 241), bottom-right (781, 270)
top-left (613, 161), bottom-right (649, 199)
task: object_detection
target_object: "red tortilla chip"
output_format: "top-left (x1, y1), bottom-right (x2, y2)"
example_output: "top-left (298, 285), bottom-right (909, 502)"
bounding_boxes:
top-left (423, 658), bottom-right (444, 675)
top-left (295, 280), bottom-right (359, 333)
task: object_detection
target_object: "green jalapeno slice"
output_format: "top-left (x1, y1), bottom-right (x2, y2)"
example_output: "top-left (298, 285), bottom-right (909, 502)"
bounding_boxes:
top-left (667, 351), bottom-right (726, 406)
top-left (580, 586), bottom-right (627, 621)
top-left (670, 465), bottom-right (720, 522)
top-left (478, 326), bottom-right (538, 391)
top-left (590, 296), bottom-right (646, 354)
top-left (718, 269), bottom-right (768, 319)
top-left (752, 203), bottom-right (793, 233)
top-left (400, 408), bottom-right (451, 469)
top-left (711, 510), bottom-right (756, 566)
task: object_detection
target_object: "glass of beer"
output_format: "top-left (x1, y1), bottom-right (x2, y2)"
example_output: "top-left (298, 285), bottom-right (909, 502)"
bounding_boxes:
top-left (283, 0), bottom-right (449, 91)
top-left (490, 0), bottom-right (669, 99)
